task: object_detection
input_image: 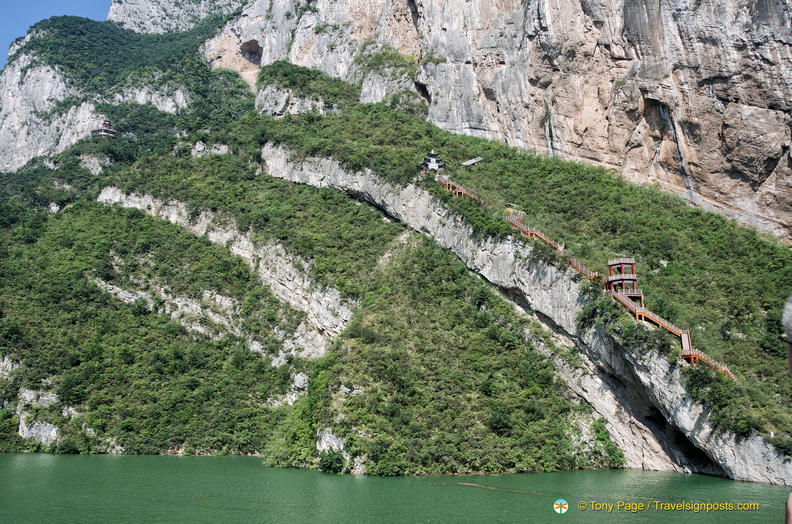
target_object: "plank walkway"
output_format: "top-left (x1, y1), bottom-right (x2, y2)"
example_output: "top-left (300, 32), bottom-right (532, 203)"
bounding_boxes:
top-left (434, 171), bottom-right (736, 380)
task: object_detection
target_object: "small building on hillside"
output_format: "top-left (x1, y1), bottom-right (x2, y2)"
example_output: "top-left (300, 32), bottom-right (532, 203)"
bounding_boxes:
top-left (419, 150), bottom-right (446, 172)
top-left (92, 119), bottom-right (119, 137)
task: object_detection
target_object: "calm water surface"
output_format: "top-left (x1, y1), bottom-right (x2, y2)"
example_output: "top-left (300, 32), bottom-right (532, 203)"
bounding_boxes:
top-left (0, 454), bottom-right (787, 523)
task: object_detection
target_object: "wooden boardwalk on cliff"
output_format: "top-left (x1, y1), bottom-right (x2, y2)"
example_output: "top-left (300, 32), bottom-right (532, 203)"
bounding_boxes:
top-left (432, 165), bottom-right (736, 381)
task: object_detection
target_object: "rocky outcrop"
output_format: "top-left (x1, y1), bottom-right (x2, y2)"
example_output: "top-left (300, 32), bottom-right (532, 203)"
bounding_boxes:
top-left (260, 143), bottom-right (792, 484)
top-left (209, 0), bottom-right (792, 241)
top-left (0, 356), bottom-right (20, 379)
top-left (107, 0), bottom-right (245, 34)
top-left (16, 388), bottom-right (61, 446)
top-left (203, 0), bottom-right (418, 102)
top-left (113, 86), bottom-right (190, 113)
top-left (0, 54), bottom-right (96, 172)
top-left (0, 48), bottom-right (192, 172)
top-left (268, 372), bottom-right (309, 407)
top-left (18, 415), bottom-right (60, 446)
top-left (97, 187), bottom-right (355, 356)
top-left (190, 141), bottom-right (229, 157)
top-left (92, 277), bottom-right (320, 364)
top-left (255, 84), bottom-right (338, 116)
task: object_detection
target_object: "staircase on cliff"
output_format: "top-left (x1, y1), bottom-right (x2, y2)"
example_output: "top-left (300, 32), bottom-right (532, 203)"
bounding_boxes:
top-left (425, 151), bottom-right (736, 381)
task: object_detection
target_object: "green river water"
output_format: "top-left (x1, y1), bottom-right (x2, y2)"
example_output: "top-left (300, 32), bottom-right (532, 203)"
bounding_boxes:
top-left (0, 454), bottom-right (787, 523)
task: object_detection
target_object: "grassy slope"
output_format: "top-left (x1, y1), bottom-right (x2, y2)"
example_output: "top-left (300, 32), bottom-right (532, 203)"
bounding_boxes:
top-left (0, 204), bottom-right (303, 454)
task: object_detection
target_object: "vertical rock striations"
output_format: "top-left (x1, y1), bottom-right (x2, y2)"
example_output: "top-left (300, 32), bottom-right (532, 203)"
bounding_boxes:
top-left (107, 0), bottom-right (245, 34)
top-left (206, 0), bottom-right (792, 240)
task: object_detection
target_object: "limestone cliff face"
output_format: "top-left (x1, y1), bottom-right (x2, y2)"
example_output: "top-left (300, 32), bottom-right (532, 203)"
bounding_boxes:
top-left (206, 0), bottom-right (792, 241)
top-left (107, 0), bottom-right (245, 33)
top-left (260, 143), bottom-right (792, 485)
top-left (0, 51), bottom-right (190, 172)
top-left (6, 0), bottom-right (787, 237)
top-left (0, 54), bottom-right (95, 172)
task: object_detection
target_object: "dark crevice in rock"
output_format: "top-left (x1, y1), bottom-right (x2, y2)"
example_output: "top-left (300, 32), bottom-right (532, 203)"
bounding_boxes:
top-left (598, 339), bottom-right (725, 476)
top-left (406, 0), bottom-right (420, 35)
top-left (414, 81), bottom-right (432, 105)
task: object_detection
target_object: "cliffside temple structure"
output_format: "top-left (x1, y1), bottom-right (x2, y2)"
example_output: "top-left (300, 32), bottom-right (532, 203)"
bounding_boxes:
top-left (424, 151), bottom-right (736, 381)
top-left (91, 119), bottom-right (119, 137)
top-left (419, 150), bottom-right (446, 172)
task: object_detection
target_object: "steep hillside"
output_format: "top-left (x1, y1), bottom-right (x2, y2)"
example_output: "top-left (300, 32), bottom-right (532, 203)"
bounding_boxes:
top-left (4, 0), bottom-right (790, 239)
top-left (0, 14), bottom-right (250, 172)
top-left (1, 4), bottom-right (791, 484)
top-left (197, 0), bottom-right (792, 241)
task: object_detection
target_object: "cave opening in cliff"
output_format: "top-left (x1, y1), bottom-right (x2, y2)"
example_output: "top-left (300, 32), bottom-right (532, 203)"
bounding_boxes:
top-left (414, 81), bottom-right (432, 105)
top-left (240, 39), bottom-right (263, 65)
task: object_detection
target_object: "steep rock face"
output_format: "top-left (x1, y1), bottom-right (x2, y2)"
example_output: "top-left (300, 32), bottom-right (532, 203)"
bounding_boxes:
top-left (0, 54), bottom-right (95, 172)
top-left (97, 187), bottom-right (355, 356)
top-left (261, 143), bottom-right (792, 484)
top-left (113, 86), bottom-right (190, 113)
top-left (209, 0), bottom-right (792, 240)
top-left (0, 52), bottom-right (191, 172)
top-left (107, 0), bottom-right (245, 34)
top-left (16, 388), bottom-right (61, 446)
top-left (203, 0), bottom-right (419, 100)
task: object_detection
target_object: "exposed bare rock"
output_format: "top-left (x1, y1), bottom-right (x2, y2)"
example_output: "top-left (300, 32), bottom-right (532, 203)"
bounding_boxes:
top-left (96, 187), bottom-right (355, 357)
top-left (113, 86), bottom-right (190, 113)
top-left (0, 54), bottom-right (97, 172)
top-left (268, 372), bottom-right (309, 407)
top-left (255, 84), bottom-right (339, 116)
top-left (80, 155), bottom-right (111, 175)
top-left (18, 415), bottom-right (60, 446)
top-left (203, 0), bottom-right (419, 103)
top-left (16, 388), bottom-right (61, 446)
top-left (107, 0), bottom-right (245, 34)
top-left (260, 143), bottom-right (792, 484)
top-left (191, 141), bottom-right (229, 157)
top-left (0, 52), bottom-right (191, 172)
top-left (207, 0), bottom-right (792, 240)
top-left (0, 356), bottom-right (20, 379)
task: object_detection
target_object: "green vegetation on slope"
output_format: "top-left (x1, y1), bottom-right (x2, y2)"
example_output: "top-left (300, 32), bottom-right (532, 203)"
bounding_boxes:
top-left (0, 203), bottom-right (306, 454)
top-left (0, 173), bottom-right (618, 471)
top-left (107, 147), bottom-right (403, 299)
top-left (12, 15), bottom-right (253, 131)
top-left (331, 235), bottom-right (623, 474)
top-left (258, 60), bottom-right (361, 108)
top-left (223, 97), bottom-right (792, 444)
top-left (2, 52), bottom-right (789, 469)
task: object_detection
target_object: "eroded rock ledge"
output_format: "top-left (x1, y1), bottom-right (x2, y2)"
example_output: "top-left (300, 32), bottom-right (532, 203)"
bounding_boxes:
top-left (261, 143), bottom-right (792, 485)
top-left (97, 186), bottom-right (355, 357)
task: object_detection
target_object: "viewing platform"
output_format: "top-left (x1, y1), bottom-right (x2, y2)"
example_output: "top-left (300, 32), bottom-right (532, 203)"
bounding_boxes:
top-left (422, 150), bottom-right (736, 380)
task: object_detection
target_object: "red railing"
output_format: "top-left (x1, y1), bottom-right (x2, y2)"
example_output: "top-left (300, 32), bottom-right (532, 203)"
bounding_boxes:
top-left (433, 169), bottom-right (736, 380)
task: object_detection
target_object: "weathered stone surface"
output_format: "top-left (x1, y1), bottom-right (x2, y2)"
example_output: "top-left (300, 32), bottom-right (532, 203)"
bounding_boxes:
top-left (260, 143), bottom-right (792, 484)
top-left (97, 187), bottom-right (355, 358)
top-left (209, 0), bottom-right (792, 241)
top-left (18, 416), bottom-right (60, 446)
top-left (0, 54), bottom-right (95, 172)
top-left (0, 356), bottom-right (20, 379)
top-left (0, 53), bottom-right (191, 172)
top-left (107, 0), bottom-right (244, 33)
top-left (255, 84), bottom-right (340, 116)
